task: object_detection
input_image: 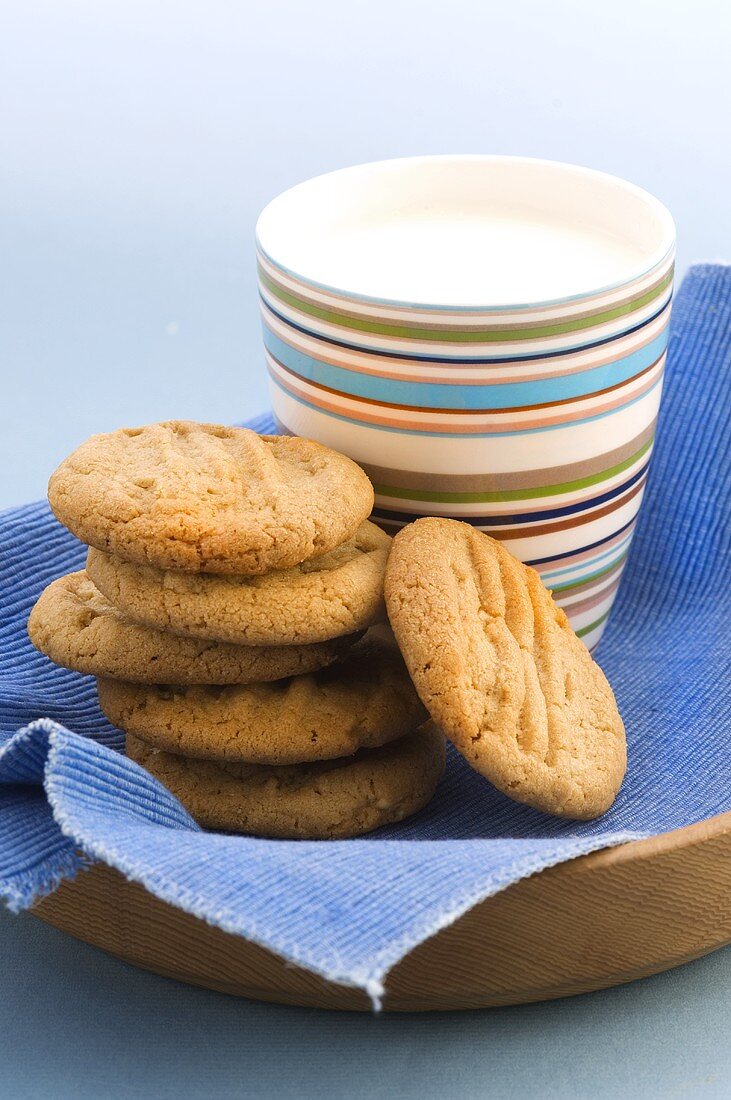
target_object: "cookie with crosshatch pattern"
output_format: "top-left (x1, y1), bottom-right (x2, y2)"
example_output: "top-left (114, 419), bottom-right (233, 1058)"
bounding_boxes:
top-left (384, 518), bottom-right (626, 820)
top-left (48, 421), bottom-right (374, 575)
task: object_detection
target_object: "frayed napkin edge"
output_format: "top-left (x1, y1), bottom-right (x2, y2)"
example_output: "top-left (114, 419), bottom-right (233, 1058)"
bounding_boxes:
top-left (0, 720), bottom-right (649, 1011)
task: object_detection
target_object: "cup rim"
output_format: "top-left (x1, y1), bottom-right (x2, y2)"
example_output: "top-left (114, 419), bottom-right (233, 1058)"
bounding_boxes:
top-left (256, 154), bottom-right (676, 313)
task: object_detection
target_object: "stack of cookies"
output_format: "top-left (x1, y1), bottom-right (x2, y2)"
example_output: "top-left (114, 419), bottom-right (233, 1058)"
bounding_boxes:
top-left (28, 422), bottom-right (445, 838)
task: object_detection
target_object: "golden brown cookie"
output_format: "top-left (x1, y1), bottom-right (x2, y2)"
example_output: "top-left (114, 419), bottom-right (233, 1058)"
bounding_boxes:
top-left (86, 520), bottom-right (390, 646)
top-left (28, 571), bottom-right (355, 685)
top-left (48, 421), bottom-right (374, 574)
top-left (97, 632), bottom-right (427, 764)
top-left (125, 722), bottom-right (445, 839)
top-left (385, 518), bottom-right (626, 820)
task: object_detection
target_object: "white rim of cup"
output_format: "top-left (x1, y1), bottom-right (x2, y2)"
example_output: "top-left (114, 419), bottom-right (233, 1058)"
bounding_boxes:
top-left (255, 155), bottom-right (676, 314)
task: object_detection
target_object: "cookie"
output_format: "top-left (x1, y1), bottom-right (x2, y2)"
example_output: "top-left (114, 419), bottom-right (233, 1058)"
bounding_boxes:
top-left (28, 571), bottom-right (355, 685)
top-left (96, 632), bottom-right (427, 764)
top-left (48, 421), bottom-right (374, 574)
top-left (385, 518), bottom-right (626, 820)
top-left (86, 520), bottom-right (390, 646)
top-left (125, 722), bottom-right (445, 838)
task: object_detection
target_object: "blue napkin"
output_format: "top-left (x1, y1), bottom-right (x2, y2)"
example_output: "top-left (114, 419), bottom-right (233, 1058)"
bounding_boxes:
top-left (1, 265), bottom-right (729, 1007)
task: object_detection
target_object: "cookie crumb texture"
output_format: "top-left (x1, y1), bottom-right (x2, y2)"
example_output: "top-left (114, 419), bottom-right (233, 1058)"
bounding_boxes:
top-left (86, 520), bottom-right (390, 646)
top-left (28, 571), bottom-right (355, 684)
top-left (97, 633), bottom-right (427, 764)
top-left (48, 422), bottom-right (374, 574)
top-left (385, 518), bottom-right (626, 820)
top-left (126, 723), bottom-right (446, 839)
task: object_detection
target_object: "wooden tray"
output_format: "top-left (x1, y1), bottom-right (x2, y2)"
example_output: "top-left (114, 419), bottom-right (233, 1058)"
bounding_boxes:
top-left (33, 812), bottom-right (731, 1012)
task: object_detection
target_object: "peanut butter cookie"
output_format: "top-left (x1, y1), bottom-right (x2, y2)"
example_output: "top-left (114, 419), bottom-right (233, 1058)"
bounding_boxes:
top-left (385, 518), bottom-right (626, 820)
top-left (86, 520), bottom-right (390, 646)
top-left (97, 632), bottom-right (427, 764)
top-left (125, 722), bottom-right (445, 838)
top-left (28, 572), bottom-right (355, 684)
top-left (48, 421), bottom-right (374, 574)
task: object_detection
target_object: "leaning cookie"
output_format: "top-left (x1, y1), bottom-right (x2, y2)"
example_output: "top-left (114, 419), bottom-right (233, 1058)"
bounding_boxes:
top-left (86, 520), bottom-right (391, 646)
top-left (385, 518), bottom-right (626, 820)
top-left (125, 723), bottom-right (445, 839)
top-left (28, 572), bottom-right (356, 685)
top-left (97, 632), bottom-right (427, 764)
top-left (48, 421), bottom-right (374, 574)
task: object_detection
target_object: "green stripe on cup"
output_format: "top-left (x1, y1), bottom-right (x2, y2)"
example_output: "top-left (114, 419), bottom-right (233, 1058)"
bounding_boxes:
top-left (372, 438), bottom-right (653, 505)
top-left (575, 609), bottom-right (612, 639)
top-left (259, 268), bottom-right (673, 344)
top-left (548, 551), bottom-right (629, 595)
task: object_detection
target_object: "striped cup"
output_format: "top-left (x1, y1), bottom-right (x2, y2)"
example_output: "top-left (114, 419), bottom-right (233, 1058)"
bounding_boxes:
top-left (256, 156), bottom-right (675, 650)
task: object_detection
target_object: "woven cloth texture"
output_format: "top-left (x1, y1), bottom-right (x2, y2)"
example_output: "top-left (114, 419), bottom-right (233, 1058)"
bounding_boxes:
top-left (1, 265), bottom-right (729, 1002)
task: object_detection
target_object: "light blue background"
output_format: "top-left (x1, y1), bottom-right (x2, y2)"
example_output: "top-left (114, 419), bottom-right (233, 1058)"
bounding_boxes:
top-left (1, 2), bottom-right (729, 1096)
